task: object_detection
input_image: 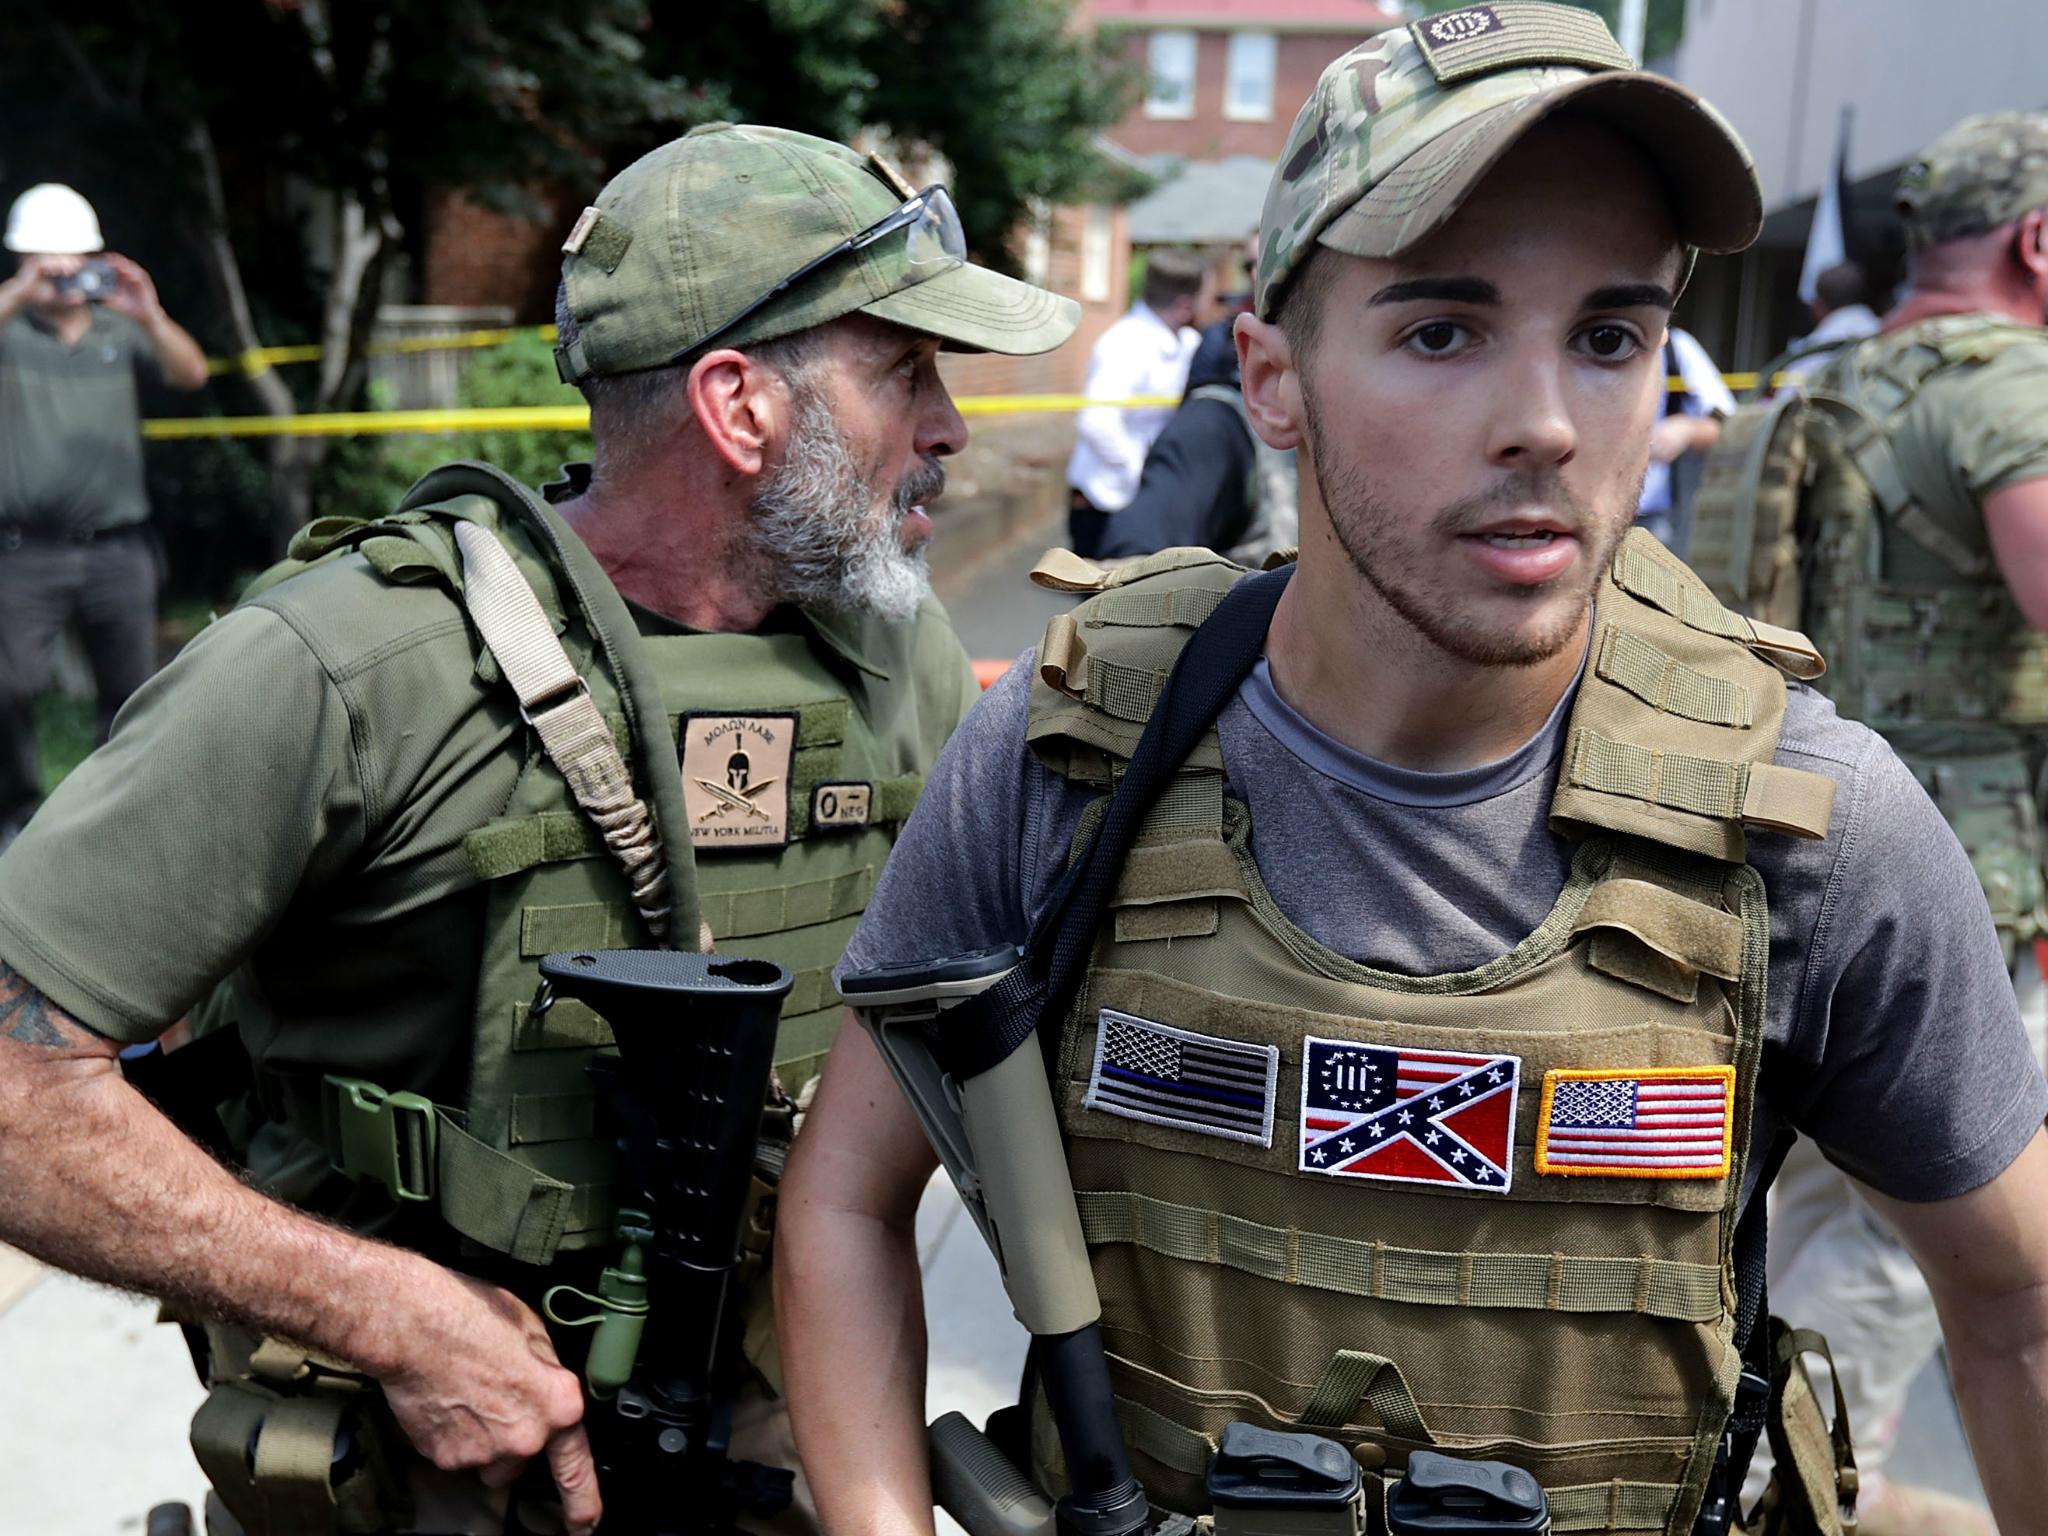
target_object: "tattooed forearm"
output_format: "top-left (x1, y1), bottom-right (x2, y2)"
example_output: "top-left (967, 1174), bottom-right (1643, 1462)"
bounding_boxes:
top-left (0, 962), bottom-right (91, 1049)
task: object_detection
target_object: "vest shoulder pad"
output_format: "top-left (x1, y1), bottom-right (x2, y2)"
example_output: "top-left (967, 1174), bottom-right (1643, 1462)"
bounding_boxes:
top-left (1026, 549), bottom-right (1248, 782)
top-left (1555, 531), bottom-right (1835, 862)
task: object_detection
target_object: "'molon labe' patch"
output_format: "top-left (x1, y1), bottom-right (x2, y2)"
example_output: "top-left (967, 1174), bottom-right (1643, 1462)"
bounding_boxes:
top-left (810, 782), bottom-right (872, 831)
top-left (1299, 1037), bottom-right (1519, 1192)
top-left (681, 714), bottom-right (796, 849)
top-left (1536, 1067), bottom-right (1735, 1179)
top-left (1085, 1009), bottom-right (1279, 1147)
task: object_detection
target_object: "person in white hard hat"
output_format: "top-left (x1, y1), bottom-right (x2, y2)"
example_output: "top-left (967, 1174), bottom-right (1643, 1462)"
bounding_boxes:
top-left (0, 183), bottom-right (208, 850)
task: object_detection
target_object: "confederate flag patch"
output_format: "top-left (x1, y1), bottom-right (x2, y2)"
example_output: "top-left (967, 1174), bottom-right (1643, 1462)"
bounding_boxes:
top-left (1298, 1036), bottom-right (1520, 1192)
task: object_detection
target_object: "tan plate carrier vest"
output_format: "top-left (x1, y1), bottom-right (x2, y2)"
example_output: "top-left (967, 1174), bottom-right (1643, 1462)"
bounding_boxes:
top-left (250, 463), bottom-right (922, 1267)
top-left (1019, 532), bottom-right (1835, 1536)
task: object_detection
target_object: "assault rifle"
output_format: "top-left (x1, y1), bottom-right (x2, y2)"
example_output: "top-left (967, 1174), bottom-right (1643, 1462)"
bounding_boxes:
top-left (534, 948), bottom-right (795, 1536)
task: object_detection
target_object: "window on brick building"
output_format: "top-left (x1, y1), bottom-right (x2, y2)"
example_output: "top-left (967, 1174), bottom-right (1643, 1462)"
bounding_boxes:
top-left (1081, 207), bottom-right (1114, 304)
top-left (1144, 30), bottom-right (1198, 119)
top-left (1224, 32), bottom-right (1276, 121)
top-left (1022, 200), bottom-right (1052, 289)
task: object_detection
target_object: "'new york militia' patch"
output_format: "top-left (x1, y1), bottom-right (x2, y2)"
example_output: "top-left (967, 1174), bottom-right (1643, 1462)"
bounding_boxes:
top-left (1084, 1010), bottom-right (1278, 1147)
top-left (1299, 1037), bottom-right (1519, 1192)
top-left (1535, 1066), bottom-right (1735, 1179)
top-left (681, 713), bottom-right (794, 850)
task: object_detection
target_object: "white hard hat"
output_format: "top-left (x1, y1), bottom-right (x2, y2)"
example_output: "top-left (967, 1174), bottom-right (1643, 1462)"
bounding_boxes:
top-left (4, 184), bottom-right (105, 255)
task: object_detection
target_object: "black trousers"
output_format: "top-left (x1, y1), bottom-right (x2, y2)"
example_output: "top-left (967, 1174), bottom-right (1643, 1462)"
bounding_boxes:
top-left (0, 527), bottom-right (160, 826)
top-left (1068, 490), bottom-right (1111, 560)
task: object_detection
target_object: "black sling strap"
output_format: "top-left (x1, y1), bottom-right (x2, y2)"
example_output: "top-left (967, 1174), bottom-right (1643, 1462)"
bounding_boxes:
top-left (1694, 1123), bottom-right (1798, 1536)
top-left (932, 565), bottom-right (1293, 1082)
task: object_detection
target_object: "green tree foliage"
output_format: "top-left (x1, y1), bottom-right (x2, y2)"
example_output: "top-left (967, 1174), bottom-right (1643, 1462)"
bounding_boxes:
top-left (1414, 0), bottom-right (1687, 63)
top-left (317, 334), bottom-right (590, 526)
top-left (0, 0), bottom-right (1141, 586)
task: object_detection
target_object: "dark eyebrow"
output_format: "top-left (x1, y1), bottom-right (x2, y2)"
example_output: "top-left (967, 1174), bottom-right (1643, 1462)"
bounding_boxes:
top-left (1585, 283), bottom-right (1675, 311)
top-left (1369, 276), bottom-right (1500, 307)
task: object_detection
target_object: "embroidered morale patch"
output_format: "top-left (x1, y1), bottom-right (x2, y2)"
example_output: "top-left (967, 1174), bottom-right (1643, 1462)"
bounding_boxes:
top-left (1299, 1037), bottom-right (1520, 1192)
top-left (1535, 1066), bottom-right (1735, 1179)
top-left (1085, 1009), bottom-right (1278, 1148)
top-left (1420, 5), bottom-right (1501, 46)
top-left (810, 782), bottom-right (872, 831)
top-left (681, 713), bottom-right (795, 849)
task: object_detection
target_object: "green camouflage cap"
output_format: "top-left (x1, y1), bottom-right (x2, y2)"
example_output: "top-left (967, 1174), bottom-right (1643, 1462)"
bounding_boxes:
top-left (1256, 2), bottom-right (1762, 319)
top-left (556, 124), bottom-right (1078, 380)
top-left (1896, 112), bottom-right (2048, 249)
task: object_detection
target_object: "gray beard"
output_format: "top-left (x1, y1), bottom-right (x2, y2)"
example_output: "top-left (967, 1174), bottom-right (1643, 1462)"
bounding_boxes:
top-left (746, 385), bottom-right (942, 623)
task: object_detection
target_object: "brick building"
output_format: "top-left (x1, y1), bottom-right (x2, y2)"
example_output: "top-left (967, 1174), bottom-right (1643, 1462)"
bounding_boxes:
top-left (1093, 0), bottom-right (1397, 263)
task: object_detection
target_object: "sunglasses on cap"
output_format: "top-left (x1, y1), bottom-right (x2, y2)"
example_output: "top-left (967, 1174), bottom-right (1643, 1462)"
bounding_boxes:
top-left (676, 183), bottom-right (966, 362)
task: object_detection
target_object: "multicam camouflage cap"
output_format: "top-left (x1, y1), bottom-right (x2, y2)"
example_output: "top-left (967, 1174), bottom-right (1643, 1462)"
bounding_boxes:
top-left (1255, 1), bottom-right (1762, 319)
top-left (1896, 112), bottom-right (2048, 250)
top-left (556, 124), bottom-right (1078, 381)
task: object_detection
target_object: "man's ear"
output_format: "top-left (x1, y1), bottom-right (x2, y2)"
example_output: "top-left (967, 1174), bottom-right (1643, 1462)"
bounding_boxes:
top-left (686, 350), bottom-right (787, 477)
top-left (2017, 209), bottom-right (2048, 286)
top-left (1235, 313), bottom-right (1305, 452)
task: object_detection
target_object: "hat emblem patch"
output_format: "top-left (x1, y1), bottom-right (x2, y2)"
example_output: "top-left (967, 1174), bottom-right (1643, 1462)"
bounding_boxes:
top-left (1426, 6), bottom-right (1502, 44)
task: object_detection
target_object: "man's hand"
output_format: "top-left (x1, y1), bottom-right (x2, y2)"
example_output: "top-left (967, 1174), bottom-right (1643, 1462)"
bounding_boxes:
top-left (370, 1271), bottom-right (600, 1533)
top-left (0, 253), bottom-right (86, 320)
top-left (100, 252), bottom-right (164, 323)
top-left (0, 963), bottom-right (600, 1528)
top-left (99, 253), bottom-right (210, 390)
top-left (1648, 412), bottom-right (1720, 465)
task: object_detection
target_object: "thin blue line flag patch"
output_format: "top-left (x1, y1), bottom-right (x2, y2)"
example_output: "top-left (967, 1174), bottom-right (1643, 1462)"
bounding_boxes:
top-left (1084, 1009), bottom-right (1279, 1147)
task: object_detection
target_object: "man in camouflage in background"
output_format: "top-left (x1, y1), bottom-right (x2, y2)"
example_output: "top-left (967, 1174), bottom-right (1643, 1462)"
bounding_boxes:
top-left (1744, 111), bottom-right (2048, 1536)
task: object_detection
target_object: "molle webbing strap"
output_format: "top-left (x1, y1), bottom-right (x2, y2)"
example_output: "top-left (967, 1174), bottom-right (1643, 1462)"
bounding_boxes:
top-left (1610, 543), bottom-right (1826, 681)
top-left (1075, 1190), bottom-right (1724, 1322)
top-left (935, 568), bottom-right (1293, 1082)
top-left (1597, 628), bottom-right (1755, 728)
top-left (1298, 1350), bottom-right (1433, 1442)
top-left (1109, 1398), bottom-right (1683, 1532)
top-left (1564, 733), bottom-right (1833, 842)
top-left (1571, 878), bottom-right (1744, 982)
top-left (452, 521), bottom-right (672, 940)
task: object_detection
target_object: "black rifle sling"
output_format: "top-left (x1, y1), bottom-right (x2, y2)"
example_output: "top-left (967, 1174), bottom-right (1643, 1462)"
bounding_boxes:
top-left (1696, 1124), bottom-right (1798, 1534)
top-left (934, 566), bottom-right (1294, 1083)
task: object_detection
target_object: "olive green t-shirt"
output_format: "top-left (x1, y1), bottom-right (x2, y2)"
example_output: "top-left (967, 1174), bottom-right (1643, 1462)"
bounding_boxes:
top-left (0, 530), bottom-right (979, 1207)
top-left (0, 308), bottom-right (160, 533)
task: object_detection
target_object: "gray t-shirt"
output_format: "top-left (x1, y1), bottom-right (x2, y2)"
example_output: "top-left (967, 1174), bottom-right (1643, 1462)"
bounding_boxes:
top-left (840, 642), bottom-right (2048, 1206)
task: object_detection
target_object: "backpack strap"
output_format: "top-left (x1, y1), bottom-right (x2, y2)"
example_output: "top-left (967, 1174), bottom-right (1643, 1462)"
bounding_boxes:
top-left (934, 567), bottom-right (1293, 1082)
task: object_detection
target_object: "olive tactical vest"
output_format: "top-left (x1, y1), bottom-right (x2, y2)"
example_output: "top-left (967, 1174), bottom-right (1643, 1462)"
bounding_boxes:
top-left (1020, 534), bottom-right (1834, 1535)
top-left (1799, 318), bottom-right (2048, 948)
top-left (250, 464), bottom-right (923, 1266)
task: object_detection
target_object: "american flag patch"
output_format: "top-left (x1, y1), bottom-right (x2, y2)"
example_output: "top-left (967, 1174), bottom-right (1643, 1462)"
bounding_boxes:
top-left (1298, 1037), bottom-right (1520, 1192)
top-left (1536, 1067), bottom-right (1736, 1179)
top-left (1085, 1010), bottom-right (1279, 1147)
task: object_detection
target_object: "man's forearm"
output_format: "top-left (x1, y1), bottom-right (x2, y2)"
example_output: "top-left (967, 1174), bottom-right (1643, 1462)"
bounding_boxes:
top-left (778, 1200), bottom-right (934, 1536)
top-left (142, 311), bottom-right (210, 392)
top-left (0, 963), bottom-right (445, 1379)
top-left (1939, 1299), bottom-right (2048, 1531)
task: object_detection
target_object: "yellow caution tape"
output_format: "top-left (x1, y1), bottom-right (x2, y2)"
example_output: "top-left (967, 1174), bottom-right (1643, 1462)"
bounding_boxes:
top-left (147, 378), bottom-right (1798, 440)
top-left (142, 395), bottom-right (1192, 440)
top-left (204, 325), bottom-right (561, 378)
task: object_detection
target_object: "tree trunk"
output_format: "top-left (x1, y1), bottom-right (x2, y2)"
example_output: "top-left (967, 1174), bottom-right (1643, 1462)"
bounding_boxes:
top-left (178, 118), bottom-right (311, 557)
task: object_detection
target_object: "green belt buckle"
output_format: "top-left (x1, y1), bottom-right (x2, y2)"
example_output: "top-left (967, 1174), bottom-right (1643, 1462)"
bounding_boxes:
top-left (321, 1076), bottom-right (438, 1203)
